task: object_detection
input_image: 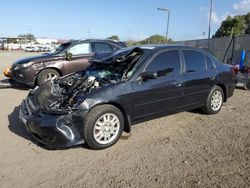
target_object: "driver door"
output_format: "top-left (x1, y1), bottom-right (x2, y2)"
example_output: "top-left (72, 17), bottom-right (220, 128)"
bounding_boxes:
top-left (125, 50), bottom-right (185, 123)
top-left (63, 42), bottom-right (93, 74)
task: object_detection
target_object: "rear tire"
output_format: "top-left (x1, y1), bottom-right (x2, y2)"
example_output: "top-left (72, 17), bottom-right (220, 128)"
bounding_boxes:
top-left (84, 105), bottom-right (124, 150)
top-left (201, 85), bottom-right (224, 114)
top-left (37, 69), bottom-right (60, 86)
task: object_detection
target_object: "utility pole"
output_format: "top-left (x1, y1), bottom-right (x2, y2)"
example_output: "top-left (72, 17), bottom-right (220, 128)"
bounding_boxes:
top-left (208, 0), bottom-right (213, 49)
top-left (157, 8), bottom-right (170, 40)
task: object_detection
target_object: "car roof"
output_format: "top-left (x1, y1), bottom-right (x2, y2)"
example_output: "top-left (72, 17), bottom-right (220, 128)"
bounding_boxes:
top-left (63, 39), bottom-right (126, 48)
top-left (119, 44), bottom-right (207, 55)
top-left (139, 44), bottom-right (203, 50)
top-left (114, 44), bottom-right (203, 53)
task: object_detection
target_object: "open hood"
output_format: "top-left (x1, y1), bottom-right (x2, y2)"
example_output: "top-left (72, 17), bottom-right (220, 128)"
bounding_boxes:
top-left (31, 47), bottom-right (144, 114)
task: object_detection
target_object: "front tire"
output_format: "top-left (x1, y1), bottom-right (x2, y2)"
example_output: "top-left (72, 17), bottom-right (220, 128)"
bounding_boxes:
top-left (37, 69), bottom-right (60, 86)
top-left (201, 85), bottom-right (224, 114)
top-left (84, 105), bottom-right (124, 150)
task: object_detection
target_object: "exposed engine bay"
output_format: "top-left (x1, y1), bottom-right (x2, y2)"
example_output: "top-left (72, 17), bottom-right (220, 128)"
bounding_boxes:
top-left (32, 48), bottom-right (143, 113)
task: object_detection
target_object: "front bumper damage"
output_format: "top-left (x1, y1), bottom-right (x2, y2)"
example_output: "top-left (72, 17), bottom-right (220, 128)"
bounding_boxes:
top-left (4, 66), bottom-right (12, 77)
top-left (19, 94), bottom-right (87, 148)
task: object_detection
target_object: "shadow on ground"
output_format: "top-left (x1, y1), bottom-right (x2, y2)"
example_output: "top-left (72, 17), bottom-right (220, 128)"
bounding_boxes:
top-left (0, 78), bottom-right (31, 90)
top-left (8, 105), bottom-right (88, 150)
top-left (188, 108), bottom-right (204, 115)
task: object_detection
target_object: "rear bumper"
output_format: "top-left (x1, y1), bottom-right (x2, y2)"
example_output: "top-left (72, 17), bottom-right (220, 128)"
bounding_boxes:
top-left (19, 96), bottom-right (86, 148)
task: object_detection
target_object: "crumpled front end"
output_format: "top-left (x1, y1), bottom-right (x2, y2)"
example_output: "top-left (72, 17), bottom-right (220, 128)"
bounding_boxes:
top-left (19, 73), bottom-right (102, 148)
top-left (18, 47), bottom-right (143, 148)
top-left (19, 93), bottom-right (88, 148)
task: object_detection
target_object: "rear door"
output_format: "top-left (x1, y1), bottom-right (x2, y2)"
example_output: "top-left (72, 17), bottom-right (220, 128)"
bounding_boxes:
top-left (127, 50), bottom-right (185, 122)
top-left (63, 42), bottom-right (93, 74)
top-left (181, 49), bottom-right (216, 108)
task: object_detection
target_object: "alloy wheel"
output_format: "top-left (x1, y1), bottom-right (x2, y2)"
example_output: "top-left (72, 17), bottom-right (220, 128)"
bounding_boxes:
top-left (44, 72), bottom-right (58, 82)
top-left (210, 90), bottom-right (223, 111)
top-left (93, 113), bottom-right (120, 145)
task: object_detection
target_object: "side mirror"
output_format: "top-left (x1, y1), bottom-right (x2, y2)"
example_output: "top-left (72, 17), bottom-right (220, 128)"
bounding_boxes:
top-left (138, 71), bottom-right (158, 82)
top-left (65, 51), bottom-right (72, 61)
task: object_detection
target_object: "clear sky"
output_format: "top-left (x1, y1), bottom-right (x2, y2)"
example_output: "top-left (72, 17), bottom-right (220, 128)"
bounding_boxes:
top-left (0, 0), bottom-right (249, 41)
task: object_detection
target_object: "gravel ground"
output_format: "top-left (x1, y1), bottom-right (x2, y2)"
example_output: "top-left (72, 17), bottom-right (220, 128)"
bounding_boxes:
top-left (0, 51), bottom-right (249, 188)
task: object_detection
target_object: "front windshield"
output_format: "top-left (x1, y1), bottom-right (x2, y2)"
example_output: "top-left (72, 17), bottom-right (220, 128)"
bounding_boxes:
top-left (51, 42), bottom-right (71, 54)
top-left (87, 48), bottom-right (144, 82)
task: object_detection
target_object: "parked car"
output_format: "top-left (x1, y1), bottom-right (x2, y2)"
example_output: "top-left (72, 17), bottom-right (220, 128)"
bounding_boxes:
top-left (4, 39), bottom-right (126, 86)
top-left (20, 45), bottom-right (236, 149)
top-left (25, 46), bottom-right (36, 52)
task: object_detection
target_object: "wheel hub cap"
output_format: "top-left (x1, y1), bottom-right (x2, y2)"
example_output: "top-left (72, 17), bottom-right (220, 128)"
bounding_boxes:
top-left (44, 72), bottom-right (58, 82)
top-left (93, 113), bottom-right (120, 145)
top-left (211, 90), bottom-right (222, 111)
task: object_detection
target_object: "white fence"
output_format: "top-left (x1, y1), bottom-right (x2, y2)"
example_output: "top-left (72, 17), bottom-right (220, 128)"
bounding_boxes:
top-left (1, 43), bottom-right (57, 51)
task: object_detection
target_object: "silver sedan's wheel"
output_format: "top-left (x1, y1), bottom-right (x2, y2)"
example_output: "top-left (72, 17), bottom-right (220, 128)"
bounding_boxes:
top-left (44, 72), bottom-right (59, 82)
top-left (210, 90), bottom-right (223, 111)
top-left (84, 105), bottom-right (124, 150)
top-left (93, 113), bottom-right (120, 145)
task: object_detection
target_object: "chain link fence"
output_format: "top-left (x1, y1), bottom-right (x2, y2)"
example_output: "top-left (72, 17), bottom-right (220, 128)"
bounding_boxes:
top-left (174, 35), bottom-right (250, 65)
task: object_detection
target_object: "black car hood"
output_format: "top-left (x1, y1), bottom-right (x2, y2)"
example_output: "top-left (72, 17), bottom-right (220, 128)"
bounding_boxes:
top-left (13, 53), bottom-right (56, 65)
top-left (89, 47), bottom-right (143, 66)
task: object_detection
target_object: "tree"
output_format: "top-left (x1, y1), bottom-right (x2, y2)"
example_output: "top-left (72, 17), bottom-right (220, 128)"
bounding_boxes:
top-left (7, 38), bottom-right (18, 44)
top-left (125, 35), bottom-right (173, 46)
top-left (125, 40), bottom-right (137, 46)
top-left (245, 12), bottom-right (250, 34)
top-left (18, 33), bottom-right (36, 43)
top-left (234, 16), bottom-right (247, 35)
top-left (107, 35), bottom-right (120, 41)
top-left (214, 13), bottom-right (249, 37)
top-left (138, 35), bottom-right (173, 45)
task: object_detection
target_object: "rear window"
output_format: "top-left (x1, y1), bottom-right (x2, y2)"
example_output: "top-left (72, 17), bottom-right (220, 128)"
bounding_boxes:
top-left (183, 50), bottom-right (206, 72)
top-left (94, 43), bottom-right (115, 53)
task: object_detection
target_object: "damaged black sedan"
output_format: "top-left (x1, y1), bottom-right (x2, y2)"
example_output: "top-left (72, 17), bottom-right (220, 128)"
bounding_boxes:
top-left (19, 45), bottom-right (235, 149)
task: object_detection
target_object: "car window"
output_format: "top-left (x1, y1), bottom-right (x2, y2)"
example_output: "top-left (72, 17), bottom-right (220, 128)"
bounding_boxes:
top-left (183, 50), bottom-right (206, 72)
top-left (68, 43), bottom-right (91, 55)
top-left (205, 55), bottom-right (215, 69)
top-left (145, 50), bottom-right (181, 76)
top-left (94, 43), bottom-right (115, 53)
